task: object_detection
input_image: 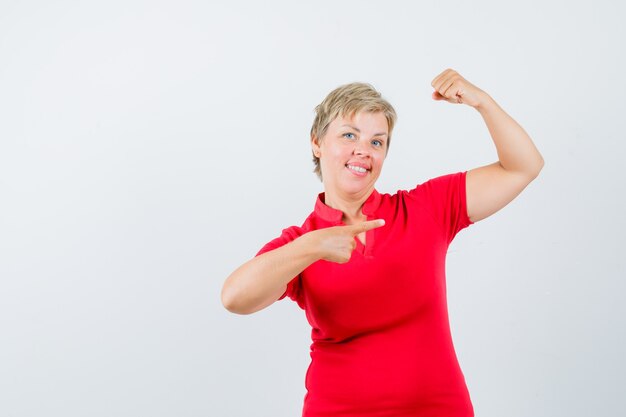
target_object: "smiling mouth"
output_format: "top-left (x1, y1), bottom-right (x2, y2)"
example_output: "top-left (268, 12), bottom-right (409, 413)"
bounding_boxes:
top-left (345, 164), bottom-right (370, 174)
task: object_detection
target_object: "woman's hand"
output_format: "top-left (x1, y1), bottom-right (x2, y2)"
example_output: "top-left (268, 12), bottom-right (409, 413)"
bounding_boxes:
top-left (431, 69), bottom-right (488, 109)
top-left (306, 219), bottom-right (385, 264)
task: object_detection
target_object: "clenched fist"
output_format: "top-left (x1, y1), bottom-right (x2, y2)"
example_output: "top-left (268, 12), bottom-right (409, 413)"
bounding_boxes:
top-left (431, 68), bottom-right (488, 109)
top-left (307, 219), bottom-right (385, 264)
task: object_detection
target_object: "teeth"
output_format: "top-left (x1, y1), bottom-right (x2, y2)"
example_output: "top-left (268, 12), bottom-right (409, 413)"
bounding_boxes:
top-left (347, 164), bottom-right (367, 173)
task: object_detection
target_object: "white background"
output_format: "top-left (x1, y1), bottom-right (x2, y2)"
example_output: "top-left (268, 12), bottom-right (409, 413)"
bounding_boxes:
top-left (1, 1), bottom-right (624, 416)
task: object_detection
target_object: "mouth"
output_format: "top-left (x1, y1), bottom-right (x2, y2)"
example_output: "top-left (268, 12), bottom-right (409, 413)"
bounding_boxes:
top-left (345, 164), bottom-right (370, 176)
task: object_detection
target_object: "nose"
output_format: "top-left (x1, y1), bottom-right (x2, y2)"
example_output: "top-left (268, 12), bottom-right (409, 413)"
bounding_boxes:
top-left (353, 139), bottom-right (370, 156)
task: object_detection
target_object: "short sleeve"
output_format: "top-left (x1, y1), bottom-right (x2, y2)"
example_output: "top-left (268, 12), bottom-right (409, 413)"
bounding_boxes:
top-left (407, 171), bottom-right (473, 243)
top-left (255, 226), bottom-right (303, 303)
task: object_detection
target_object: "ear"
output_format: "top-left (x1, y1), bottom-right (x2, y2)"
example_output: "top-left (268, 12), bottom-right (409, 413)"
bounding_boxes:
top-left (311, 134), bottom-right (321, 157)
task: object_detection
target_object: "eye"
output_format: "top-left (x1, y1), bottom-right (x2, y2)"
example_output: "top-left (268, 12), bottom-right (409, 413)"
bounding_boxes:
top-left (342, 132), bottom-right (356, 140)
top-left (372, 139), bottom-right (383, 147)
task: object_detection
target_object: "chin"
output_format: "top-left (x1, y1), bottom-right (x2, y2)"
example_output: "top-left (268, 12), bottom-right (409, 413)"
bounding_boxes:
top-left (338, 177), bottom-right (376, 195)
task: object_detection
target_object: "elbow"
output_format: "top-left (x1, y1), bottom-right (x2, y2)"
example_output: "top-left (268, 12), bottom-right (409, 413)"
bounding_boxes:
top-left (532, 155), bottom-right (545, 179)
top-left (221, 285), bottom-right (243, 314)
top-left (220, 285), bottom-right (233, 312)
top-left (525, 155), bottom-right (545, 181)
top-left (221, 285), bottom-right (255, 315)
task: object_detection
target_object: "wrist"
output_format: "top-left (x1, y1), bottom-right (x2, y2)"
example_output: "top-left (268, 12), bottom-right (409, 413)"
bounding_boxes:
top-left (474, 91), bottom-right (497, 113)
top-left (295, 231), bottom-right (325, 263)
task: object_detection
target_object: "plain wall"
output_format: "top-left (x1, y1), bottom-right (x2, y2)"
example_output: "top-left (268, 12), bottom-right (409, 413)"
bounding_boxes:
top-left (1, 0), bottom-right (624, 416)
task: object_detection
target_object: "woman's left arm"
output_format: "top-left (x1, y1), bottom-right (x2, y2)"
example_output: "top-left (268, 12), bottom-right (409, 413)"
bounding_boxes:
top-left (431, 69), bottom-right (545, 223)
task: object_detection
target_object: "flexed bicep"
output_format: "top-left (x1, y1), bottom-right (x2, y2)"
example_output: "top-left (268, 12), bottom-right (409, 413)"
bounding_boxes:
top-left (466, 162), bottom-right (537, 223)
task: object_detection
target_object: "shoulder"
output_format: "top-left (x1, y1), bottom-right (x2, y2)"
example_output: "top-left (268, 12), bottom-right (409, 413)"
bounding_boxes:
top-left (406, 171), bottom-right (466, 197)
top-left (391, 171), bottom-right (465, 207)
top-left (255, 211), bottom-right (317, 257)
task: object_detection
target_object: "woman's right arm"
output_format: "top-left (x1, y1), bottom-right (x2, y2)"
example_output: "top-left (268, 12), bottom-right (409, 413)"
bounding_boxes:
top-left (221, 233), bottom-right (320, 315)
top-left (220, 219), bottom-right (385, 315)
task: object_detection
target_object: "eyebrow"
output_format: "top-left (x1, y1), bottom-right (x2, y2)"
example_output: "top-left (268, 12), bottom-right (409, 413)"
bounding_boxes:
top-left (341, 124), bottom-right (388, 136)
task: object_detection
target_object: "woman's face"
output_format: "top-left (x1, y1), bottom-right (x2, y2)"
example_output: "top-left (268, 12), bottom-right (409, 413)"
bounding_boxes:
top-left (312, 111), bottom-right (389, 198)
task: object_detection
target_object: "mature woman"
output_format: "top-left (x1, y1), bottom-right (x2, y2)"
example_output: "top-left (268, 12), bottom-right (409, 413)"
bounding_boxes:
top-left (221, 69), bottom-right (544, 417)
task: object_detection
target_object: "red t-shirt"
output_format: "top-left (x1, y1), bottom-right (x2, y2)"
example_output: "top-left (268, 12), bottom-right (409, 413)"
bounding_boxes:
top-left (256, 171), bottom-right (474, 417)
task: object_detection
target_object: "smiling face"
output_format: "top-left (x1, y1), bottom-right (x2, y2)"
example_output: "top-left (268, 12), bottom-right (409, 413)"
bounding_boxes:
top-left (312, 111), bottom-right (389, 200)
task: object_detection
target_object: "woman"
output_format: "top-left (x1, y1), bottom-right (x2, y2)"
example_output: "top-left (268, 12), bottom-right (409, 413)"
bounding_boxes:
top-left (221, 69), bottom-right (544, 417)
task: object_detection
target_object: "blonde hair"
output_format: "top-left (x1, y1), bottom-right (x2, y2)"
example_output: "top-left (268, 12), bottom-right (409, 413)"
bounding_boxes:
top-left (310, 82), bottom-right (397, 180)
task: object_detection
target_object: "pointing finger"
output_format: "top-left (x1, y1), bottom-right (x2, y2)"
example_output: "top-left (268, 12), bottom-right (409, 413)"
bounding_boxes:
top-left (348, 219), bottom-right (386, 235)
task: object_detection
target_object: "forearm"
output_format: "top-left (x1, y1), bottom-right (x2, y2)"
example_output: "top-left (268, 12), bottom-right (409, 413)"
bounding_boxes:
top-left (475, 93), bottom-right (544, 177)
top-left (221, 234), bottom-right (319, 315)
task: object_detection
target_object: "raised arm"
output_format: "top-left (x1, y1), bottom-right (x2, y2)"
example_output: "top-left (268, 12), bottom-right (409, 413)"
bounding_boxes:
top-left (431, 69), bottom-right (544, 223)
top-left (221, 219), bottom-right (385, 315)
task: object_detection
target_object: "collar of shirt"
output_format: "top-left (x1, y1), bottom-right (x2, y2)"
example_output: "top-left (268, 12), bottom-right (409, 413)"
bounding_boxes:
top-left (313, 189), bottom-right (382, 224)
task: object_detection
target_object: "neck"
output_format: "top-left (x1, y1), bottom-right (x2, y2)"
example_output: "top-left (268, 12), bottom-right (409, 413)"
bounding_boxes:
top-left (323, 187), bottom-right (373, 224)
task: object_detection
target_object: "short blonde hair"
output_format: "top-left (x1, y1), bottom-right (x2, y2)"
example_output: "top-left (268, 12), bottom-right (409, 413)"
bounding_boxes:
top-left (310, 82), bottom-right (397, 181)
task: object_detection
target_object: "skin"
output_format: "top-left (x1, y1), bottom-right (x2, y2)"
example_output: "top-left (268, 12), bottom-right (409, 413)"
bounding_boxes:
top-left (221, 68), bottom-right (544, 315)
top-left (311, 111), bottom-right (390, 244)
top-left (430, 69), bottom-right (544, 223)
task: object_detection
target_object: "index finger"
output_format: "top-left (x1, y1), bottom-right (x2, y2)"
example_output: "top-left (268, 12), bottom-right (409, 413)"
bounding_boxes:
top-left (347, 219), bottom-right (386, 235)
